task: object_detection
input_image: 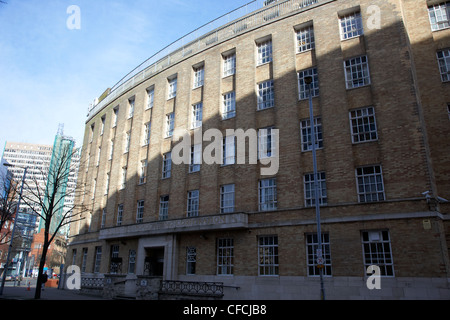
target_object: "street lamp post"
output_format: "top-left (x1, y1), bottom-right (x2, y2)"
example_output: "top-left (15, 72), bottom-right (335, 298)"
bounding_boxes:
top-left (0, 164), bottom-right (27, 295)
top-left (305, 75), bottom-right (325, 300)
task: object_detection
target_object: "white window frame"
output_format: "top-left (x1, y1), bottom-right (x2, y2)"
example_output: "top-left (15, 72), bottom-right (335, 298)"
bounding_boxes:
top-left (258, 235), bottom-right (279, 276)
top-left (165, 113), bottom-right (174, 138)
top-left (168, 77), bottom-right (177, 99)
top-left (109, 140), bottom-right (114, 160)
top-left (306, 233), bottom-right (332, 276)
top-left (296, 24), bottom-right (315, 53)
top-left (344, 55), bottom-right (371, 89)
top-left (258, 127), bottom-right (276, 159)
top-left (112, 107), bottom-right (119, 128)
top-left (124, 131), bottom-right (131, 153)
top-left (186, 247), bottom-right (197, 275)
top-left (220, 184), bottom-right (235, 213)
top-left (257, 39), bottom-right (273, 65)
top-left (361, 230), bottom-right (395, 277)
top-left (136, 200), bottom-right (144, 223)
top-left (117, 204), bottom-right (123, 226)
top-left (356, 165), bottom-right (385, 203)
top-left (191, 102), bottom-right (203, 129)
top-left (189, 144), bottom-right (201, 173)
top-left (120, 166), bottom-right (127, 189)
top-left (104, 173), bottom-right (110, 195)
top-left (223, 52), bottom-right (236, 77)
top-left (128, 98), bottom-right (135, 119)
top-left (428, 1), bottom-right (450, 31)
top-left (300, 117), bottom-right (323, 152)
top-left (259, 178), bottom-right (277, 211)
top-left (217, 238), bottom-right (234, 275)
top-left (128, 250), bottom-right (136, 274)
top-left (193, 65), bottom-right (204, 88)
top-left (437, 48), bottom-right (450, 82)
top-left (298, 67), bottom-right (319, 100)
top-left (101, 209), bottom-right (107, 229)
top-left (349, 106), bottom-right (378, 143)
top-left (143, 122), bottom-right (151, 146)
top-left (146, 87), bottom-right (154, 109)
top-left (187, 190), bottom-right (199, 217)
top-left (162, 152), bottom-right (172, 179)
top-left (100, 116), bottom-right (105, 135)
top-left (139, 160), bottom-right (147, 184)
top-left (222, 91), bottom-right (236, 120)
top-left (94, 246), bottom-right (102, 273)
top-left (257, 80), bottom-right (275, 110)
top-left (339, 11), bottom-right (363, 40)
top-left (222, 135), bottom-right (235, 166)
top-left (304, 172), bottom-right (327, 207)
top-left (159, 195), bottom-right (169, 220)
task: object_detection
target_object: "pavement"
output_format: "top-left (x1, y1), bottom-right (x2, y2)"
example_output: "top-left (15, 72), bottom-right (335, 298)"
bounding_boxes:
top-left (0, 282), bottom-right (107, 300)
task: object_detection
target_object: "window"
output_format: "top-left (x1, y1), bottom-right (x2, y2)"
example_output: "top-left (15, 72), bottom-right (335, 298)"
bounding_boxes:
top-left (344, 55), bottom-right (371, 89)
top-left (112, 107), bottom-right (119, 128)
top-left (189, 144), bottom-right (201, 173)
top-left (437, 48), bottom-right (450, 82)
top-left (296, 24), bottom-right (315, 52)
top-left (428, 1), bottom-right (450, 31)
top-left (298, 67), bottom-right (319, 100)
top-left (124, 131), bottom-right (131, 153)
top-left (349, 107), bottom-right (378, 143)
top-left (159, 195), bottom-right (169, 220)
top-left (339, 11), bottom-right (363, 40)
top-left (81, 248), bottom-right (88, 273)
top-left (217, 238), bottom-right (234, 275)
top-left (222, 91), bottom-right (236, 119)
top-left (193, 65), bottom-right (204, 88)
top-left (128, 250), bottom-right (136, 274)
top-left (94, 246), bottom-right (102, 273)
top-left (72, 249), bottom-right (77, 266)
top-left (300, 117), bottom-right (323, 151)
top-left (259, 178), bottom-right (277, 211)
top-left (186, 247), bottom-right (196, 275)
top-left (109, 140), bottom-right (114, 160)
top-left (361, 230), bottom-right (394, 276)
top-left (117, 204), bottom-right (123, 226)
top-left (128, 98), bottom-right (135, 118)
top-left (162, 152), bottom-right (172, 179)
top-left (120, 167), bottom-right (127, 189)
top-left (168, 77), bottom-right (177, 99)
top-left (139, 160), bottom-right (147, 184)
top-left (222, 135), bottom-right (235, 165)
top-left (101, 208), bottom-right (107, 228)
top-left (90, 124), bottom-right (95, 143)
top-left (110, 245), bottom-right (120, 274)
top-left (100, 116), bottom-right (105, 135)
top-left (143, 122), bottom-right (151, 145)
top-left (96, 147), bottom-right (101, 166)
top-left (104, 173), bottom-right (110, 196)
top-left (306, 233), bottom-right (332, 276)
top-left (257, 39), bottom-right (273, 65)
top-left (223, 52), bottom-right (236, 77)
top-left (165, 113), bottom-right (174, 138)
top-left (356, 165), bottom-right (385, 202)
top-left (304, 172), bottom-right (327, 207)
top-left (136, 200), bottom-right (144, 223)
top-left (220, 184), bottom-right (235, 213)
top-left (257, 80), bottom-right (275, 110)
top-left (258, 127), bottom-right (276, 158)
top-left (258, 235), bottom-right (278, 276)
top-left (187, 190), bottom-right (199, 217)
top-left (191, 103), bottom-right (203, 129)
top-left (147, 87), bottom-right (154, 109)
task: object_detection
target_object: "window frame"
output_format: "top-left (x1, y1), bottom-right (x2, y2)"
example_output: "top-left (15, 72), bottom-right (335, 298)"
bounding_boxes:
top-left (259, 178), bottom-right (277, 211)
top-left (258, 235), bottom-right (279, 276)
top-left (355, 165), bottom-right (385, 203)
top-left (349, 106), bottom-right (378, 143)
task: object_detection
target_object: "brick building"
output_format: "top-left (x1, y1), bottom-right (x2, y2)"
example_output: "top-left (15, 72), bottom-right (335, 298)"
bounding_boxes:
top-left (67, 0), bottom-right (450, 299)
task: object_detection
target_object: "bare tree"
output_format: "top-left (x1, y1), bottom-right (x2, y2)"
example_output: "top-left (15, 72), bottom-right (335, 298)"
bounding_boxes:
top-left (18, 142), bottom-right (88, 299)
top-left (0, 169), bottom-right (18, 243)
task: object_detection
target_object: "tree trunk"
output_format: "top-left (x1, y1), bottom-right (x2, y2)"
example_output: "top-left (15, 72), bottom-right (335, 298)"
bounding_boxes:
top-left (34, 235), bottom-right (49, 299)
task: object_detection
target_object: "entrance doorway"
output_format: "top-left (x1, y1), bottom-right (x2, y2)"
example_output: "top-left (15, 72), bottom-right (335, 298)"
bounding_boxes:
top-left (144, 247), bottom-right (164, 276)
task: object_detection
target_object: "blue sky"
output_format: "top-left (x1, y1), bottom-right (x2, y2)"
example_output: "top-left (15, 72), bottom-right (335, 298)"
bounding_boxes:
top-left (0, 0), bottom-right (252, 152)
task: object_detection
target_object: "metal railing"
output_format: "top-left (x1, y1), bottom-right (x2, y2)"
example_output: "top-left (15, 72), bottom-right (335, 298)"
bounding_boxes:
top-left (86, 0), bottom-right (321, 122)
top-left (160, 280), bottom-right (224, 297)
